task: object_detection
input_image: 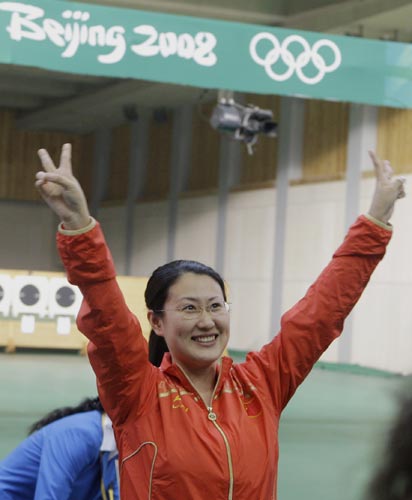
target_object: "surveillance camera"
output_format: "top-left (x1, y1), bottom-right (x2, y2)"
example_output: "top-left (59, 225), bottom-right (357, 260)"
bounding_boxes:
top-left (210, 100), bottom-right (277, 154)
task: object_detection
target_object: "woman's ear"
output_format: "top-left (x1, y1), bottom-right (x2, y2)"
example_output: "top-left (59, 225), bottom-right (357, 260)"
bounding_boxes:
top-left (147, 311), bottom-right (164, 337)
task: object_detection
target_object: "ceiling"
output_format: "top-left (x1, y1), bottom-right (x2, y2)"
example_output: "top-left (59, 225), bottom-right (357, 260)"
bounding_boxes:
top-left (0, 64), bottom-right (216, 134)
top-left (3, 0), bottom-right (412, 134)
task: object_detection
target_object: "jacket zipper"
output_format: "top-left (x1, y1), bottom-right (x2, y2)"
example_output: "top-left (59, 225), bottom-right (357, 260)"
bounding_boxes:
top-left (207, 407), bottom-right (234, 500)
top-left (177, 363), bottom-right (234, 500)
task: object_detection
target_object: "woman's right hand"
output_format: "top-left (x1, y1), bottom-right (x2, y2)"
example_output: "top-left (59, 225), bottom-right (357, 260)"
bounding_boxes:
top-left (35, 143), bottom-right (91, 230)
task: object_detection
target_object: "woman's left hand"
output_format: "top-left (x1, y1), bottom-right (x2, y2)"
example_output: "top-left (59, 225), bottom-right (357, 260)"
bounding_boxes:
top-left (367, 151), bottom-right (406, 224)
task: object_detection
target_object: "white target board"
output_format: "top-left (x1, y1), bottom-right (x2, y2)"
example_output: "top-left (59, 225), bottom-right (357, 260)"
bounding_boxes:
top-left (0, 274), bottom-right (12, 317)
top-left (48, 277), bottom-right (82, 318)
top-left (12, 276), bottom-right (49, 318)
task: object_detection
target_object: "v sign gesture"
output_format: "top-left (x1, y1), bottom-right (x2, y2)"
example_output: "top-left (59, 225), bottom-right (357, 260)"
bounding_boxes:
top-left (368, 151), bottom-right (406, 225)
top-left (35, 143), bottom-right (91, 230)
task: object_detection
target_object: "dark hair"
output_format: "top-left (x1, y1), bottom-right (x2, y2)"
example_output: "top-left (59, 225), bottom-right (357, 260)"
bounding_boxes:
top-left (28, 397), bottom-right (103, 435)
top-left (365, 392), bottom-right (412, 500)
top-left (145, 259), bottom-right (226, 367)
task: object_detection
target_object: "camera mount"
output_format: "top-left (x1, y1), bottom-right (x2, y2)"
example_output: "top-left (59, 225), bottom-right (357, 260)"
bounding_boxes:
top-left (210, 91), bottom-right (277, 155)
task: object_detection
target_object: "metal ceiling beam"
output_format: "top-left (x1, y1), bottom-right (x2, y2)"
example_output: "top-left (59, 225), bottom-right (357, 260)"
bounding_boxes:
top-left (16, 79), bottom-right (214, 133)
top-left (0, 63), bottom-right (111, 84)
top-left (0, 75), bottom-right (78, 97)
top-left (78, 0), bottom-right (285, 25)
top-left (0, 93), bottom-right (43, 109)
top-left (285, 0), bottom-right (412, 32)
top-left (16, 79), bottom-right (155, 133)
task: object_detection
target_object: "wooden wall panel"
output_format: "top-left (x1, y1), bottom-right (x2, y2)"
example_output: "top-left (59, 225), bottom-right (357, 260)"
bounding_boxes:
top-left (74, 133), bottom-right (94, 202)
top-left (0, 111), bottom-right (13, 199)
top-left (11, 130), bottom-right (92, 201)
top-left (143, 111), bottom-right (173, 200)
top-left (106, 124), bottom-right (130, 202)
top-left (302, 99), bottom-right (349, 181)
top-left (377, 107), bottom-right (412, 173)
top-left (188, 102), bottom-right (220, 193)
top-left (239, 94), bottom-right (279, 187)
top-left (0, 109), bottom-right (94, 202)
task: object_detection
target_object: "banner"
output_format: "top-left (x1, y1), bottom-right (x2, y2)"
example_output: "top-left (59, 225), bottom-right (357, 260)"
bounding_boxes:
top-left (0, 0), bottom-right (412, 107)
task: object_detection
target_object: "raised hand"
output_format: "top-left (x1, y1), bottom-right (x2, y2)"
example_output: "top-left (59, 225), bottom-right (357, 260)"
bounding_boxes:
top-left (368, 151), bottom-right (406, 224)
top-left (35, 143), bottom-right (91, 230)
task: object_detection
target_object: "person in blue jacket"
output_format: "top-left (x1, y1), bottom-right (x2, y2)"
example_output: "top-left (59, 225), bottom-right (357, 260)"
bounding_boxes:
top-left (0, 397), bottom-right (119, 500)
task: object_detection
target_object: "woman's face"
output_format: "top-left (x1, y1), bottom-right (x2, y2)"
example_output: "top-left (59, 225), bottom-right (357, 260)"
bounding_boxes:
top-left (150, 272), bottom-right (230, 374)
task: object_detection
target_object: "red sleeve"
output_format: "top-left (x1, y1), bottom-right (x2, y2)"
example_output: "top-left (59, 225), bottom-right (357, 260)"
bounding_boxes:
top-left (57, 223), bottom-right (157, 426)
top-left (240, 215), bottom-right (392, 412)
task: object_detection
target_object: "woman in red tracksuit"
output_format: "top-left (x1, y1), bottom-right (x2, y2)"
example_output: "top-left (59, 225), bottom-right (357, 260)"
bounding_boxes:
top-left (35, 144), bottom-right (405, 500)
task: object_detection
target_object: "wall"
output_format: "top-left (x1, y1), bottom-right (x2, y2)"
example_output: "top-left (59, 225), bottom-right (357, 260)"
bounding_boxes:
top-left (0, 172), bottom-right (411, 373)
top-left (0, 202), bottom-right (58, 270)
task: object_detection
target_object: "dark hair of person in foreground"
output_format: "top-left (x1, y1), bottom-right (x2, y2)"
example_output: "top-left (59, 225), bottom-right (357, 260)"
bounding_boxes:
top-left (365, 392), bottom-right (412, 500)
top-left (28, 397), bottom-right (103, 435)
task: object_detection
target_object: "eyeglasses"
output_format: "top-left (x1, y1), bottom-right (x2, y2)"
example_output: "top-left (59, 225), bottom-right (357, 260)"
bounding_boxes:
top-left (153, 301), bottom-right (230, 320)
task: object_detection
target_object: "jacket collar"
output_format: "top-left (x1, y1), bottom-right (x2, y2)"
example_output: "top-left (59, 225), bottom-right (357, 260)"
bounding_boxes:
top-left (160, 353), bottom-right (233, 395)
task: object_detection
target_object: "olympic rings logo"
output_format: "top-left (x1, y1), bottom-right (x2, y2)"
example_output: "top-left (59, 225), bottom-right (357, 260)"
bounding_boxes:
top-left (250, 33), bottom-right (342, 85)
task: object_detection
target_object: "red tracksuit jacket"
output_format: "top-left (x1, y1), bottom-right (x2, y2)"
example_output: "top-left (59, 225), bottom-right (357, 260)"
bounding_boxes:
top-left (57, 215), bottom-right (391, 499)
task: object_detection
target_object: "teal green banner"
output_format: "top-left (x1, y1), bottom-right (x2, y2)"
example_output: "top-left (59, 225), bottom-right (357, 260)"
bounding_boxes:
top-left (0, 0), bottom-right (412, 107)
